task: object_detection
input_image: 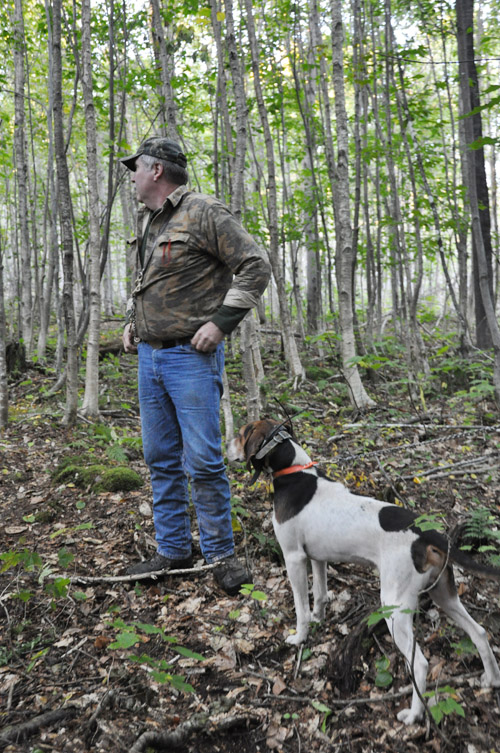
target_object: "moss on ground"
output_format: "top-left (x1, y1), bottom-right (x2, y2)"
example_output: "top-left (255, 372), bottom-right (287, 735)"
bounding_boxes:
top-left (52, 459), bottom-right (143, 493)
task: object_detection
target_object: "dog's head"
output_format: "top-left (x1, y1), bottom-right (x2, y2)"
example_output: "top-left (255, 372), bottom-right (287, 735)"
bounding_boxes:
top-left (227, 419), bottom-right (281, 467)
top-left (227, 418), bottom-right (293, 481)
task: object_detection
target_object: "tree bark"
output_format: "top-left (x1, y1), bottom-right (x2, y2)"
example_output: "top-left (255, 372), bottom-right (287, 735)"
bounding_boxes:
top-left (243, 0), bottom-right (305, 387)
top-left (13, 0), bottom-right (32, 354)
top-left (80, 0), bottom-right (102, 418)
top-left (51, 0), bottom-right (79, 425)
top-left (0, 242), bottom-right (8, 428)
top-left (150, 0), bottom-right (179, 140)
top-left (456, 0), bottom-right (494, 348)
top-left (331, 0), bottom-right (375, 409)
top-left (456, 0), bottom-right (500, 399)
top-left (222, 0), bottom-right (247, 222)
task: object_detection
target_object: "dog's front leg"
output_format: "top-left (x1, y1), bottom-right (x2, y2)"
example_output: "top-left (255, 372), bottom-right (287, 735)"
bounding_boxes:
top-left (283, 552), bottom-right (311, 645)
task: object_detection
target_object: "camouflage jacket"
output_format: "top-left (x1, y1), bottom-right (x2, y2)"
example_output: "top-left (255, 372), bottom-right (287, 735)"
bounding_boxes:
top-left (128, 185), bottom-right (271, 341)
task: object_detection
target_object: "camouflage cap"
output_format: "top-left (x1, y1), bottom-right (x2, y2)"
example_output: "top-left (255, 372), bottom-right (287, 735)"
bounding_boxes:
top-left (119, 137), bottom-right (188, 171)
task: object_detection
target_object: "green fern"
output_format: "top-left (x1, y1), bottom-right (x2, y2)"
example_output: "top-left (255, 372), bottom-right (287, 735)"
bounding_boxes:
top-left (461, 506), bottom-right (500, 566)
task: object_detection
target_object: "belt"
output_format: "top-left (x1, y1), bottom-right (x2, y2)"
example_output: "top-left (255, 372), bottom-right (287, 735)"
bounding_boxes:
top-left (145, 336), bottom-right (192, 349)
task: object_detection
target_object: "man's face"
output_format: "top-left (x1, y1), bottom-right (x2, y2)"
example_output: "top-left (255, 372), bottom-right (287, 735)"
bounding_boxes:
top-left (131, 156), bottom-right (155, 207)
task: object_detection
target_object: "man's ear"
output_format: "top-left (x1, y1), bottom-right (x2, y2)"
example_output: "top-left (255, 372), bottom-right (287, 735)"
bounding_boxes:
top-left (153, 161), bottom-right (164, 181)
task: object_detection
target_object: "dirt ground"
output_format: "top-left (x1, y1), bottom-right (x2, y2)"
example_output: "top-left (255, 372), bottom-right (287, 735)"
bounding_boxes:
top-left (1, 345), bottom-right (500, 752)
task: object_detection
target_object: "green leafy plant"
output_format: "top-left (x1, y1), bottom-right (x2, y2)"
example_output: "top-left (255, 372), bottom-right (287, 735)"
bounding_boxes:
top-left (424, 686), bottom-right (465, 724)
top-left (412, 512), bottom-right (446, 533)
top-left (1, 546), bottom-right (79, 604)
top-left (451, 636), bottom-right (477, 657)
top-left (310, 700), bottom-right (333, 732)
top-left (365, 604), bottom-right (400, 627)
top-left (239, 583), bottom-right (267, 601)
top-left (107, 619), bottom-right (204, 694)
top-left (374, 655), bottom-right (393, 688)
top-left (129, 655), bottom-right (196, 693)
top-left (458, 506), bottom-right (500, 566)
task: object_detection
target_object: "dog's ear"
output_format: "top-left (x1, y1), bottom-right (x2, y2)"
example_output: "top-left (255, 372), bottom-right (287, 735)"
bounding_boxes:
top-left (243, 427), bottom-right (266, 470)
top-left (242, 419), bottom-right (277, 469)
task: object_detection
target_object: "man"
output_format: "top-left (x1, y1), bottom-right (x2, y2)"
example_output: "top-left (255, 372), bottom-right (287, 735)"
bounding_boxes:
top-left (120, 137), bottom-right (271, 595)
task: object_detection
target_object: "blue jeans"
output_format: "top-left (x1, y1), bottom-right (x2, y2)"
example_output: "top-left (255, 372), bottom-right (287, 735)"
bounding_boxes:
top-left (137, 341), bottom-right (234, 564)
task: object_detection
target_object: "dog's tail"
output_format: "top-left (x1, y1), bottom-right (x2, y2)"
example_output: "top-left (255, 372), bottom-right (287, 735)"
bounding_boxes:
top-left (415, 525), bottom-right (500, 579)
top-left (394, 506), bottom-right (500, 580)
top-left (448, 544), bottom-right (500, 579)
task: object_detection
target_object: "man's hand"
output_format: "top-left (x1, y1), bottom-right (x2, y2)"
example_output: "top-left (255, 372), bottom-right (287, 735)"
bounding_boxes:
top-left (191, 322), bottom-right (225, 353)
top-left (123, 322), bottom-right (138, 354)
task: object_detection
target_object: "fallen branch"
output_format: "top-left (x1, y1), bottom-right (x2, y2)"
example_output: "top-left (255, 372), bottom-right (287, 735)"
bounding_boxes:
top-left (402, 454), bottom-right (498, 481)
top-left (59, 563), bottom-right (216, 586)
top-left (0, 707), bottom-right (77, 749)
top-left (262, 670), bottom-right (484, 709)
top-left (82, 689), bottom-right (117, 747)
top-left (130, 699), bottom-right (262, 753)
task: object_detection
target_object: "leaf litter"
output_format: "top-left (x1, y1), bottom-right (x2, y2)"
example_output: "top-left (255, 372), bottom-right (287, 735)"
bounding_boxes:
top-left (1, 354), bottom-right (500, 752)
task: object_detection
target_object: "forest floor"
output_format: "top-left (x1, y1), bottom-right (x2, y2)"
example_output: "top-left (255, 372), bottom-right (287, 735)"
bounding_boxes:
top-left (1, 328), bottom-right (500, 753)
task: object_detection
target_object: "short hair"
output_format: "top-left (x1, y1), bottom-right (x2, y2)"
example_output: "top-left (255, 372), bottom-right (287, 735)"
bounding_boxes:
top-left (139, 153), bottom-right (188, 186)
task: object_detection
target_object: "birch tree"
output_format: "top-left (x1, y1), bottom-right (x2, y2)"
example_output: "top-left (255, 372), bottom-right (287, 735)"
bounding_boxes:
top-left (244, 0), bottom-right (305, 387)
top-left (0, 242), bottom-right (8, 428)
top-left (51, 0), bottom-right (78, 425)
top-left (150, 0), bottom-right (179, 140)
top-left (331, 0), bottom-right (375, 409)
top-left (219, 0), bottom-right (264, 419)
top-left (12, 0), bottom-right (32, 353)
top-left (80, 0), bottom-right (102, 418)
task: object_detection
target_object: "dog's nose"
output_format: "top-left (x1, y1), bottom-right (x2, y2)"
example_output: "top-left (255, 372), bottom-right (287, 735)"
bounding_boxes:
top-left (226, 438), bottom-right (243, 463)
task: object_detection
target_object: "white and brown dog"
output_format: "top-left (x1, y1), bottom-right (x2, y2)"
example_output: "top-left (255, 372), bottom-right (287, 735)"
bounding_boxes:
top-left (227, 418), bottom-right (500, 725)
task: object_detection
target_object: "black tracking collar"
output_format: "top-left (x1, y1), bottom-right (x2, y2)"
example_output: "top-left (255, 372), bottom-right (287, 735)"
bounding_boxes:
top-left (249, 424), bottom-right (293, 484)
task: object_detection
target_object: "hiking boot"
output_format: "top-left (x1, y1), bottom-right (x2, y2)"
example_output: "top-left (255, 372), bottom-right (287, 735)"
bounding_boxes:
top-left (126, 552), bottom-right (193, 577)
top-left (213, 555), bottom-right (251, 596)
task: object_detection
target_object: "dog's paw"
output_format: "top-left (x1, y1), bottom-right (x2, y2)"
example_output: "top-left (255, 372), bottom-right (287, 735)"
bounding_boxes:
top-left (311, 607), bottom-right (325, 622)
top-left (480, 670), bottom-right (500, 688)
top-left (396, 708), bottom-right (423, 726)
top-left (285, 632), bottom-right (306, 646)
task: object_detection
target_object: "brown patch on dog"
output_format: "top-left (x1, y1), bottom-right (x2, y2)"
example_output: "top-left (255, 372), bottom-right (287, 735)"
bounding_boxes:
top-left (240, 419), bottom-right (280, 469)
top-left (423, 544), bottom-right (446, 572)
top-left (411, 538), bottom-right (448, 574)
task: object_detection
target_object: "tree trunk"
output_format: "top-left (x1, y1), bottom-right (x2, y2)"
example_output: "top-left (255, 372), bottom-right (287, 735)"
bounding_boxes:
top-left (150, 0), bottom-right (179, 140)
top-left (456, 0), bottom-right (500, 399)
top-left (240, 314), bottom-right (262, 420)
top-left (80, 0), bottom-right (102, 419)
top-left (0, 242), bottom-right (8, 428)
top-left (243, 0), bottom-right (305, 387)
top-left (51, 0), bottom-right (79, 425)
top-left (456, 0), bottom-right (494, 349)
top-left (13, 0), bottom-right (32, 354)
top-left (222, 0), bottom-right (246, 222)
top-left (210, 0), bottom-right (234, 204)
top-left (221, 0), bottom-right (264, 418)
top-left (331, 0), bottom-right (375, 409)
top-left (37, 1), bottom-right (59, 362)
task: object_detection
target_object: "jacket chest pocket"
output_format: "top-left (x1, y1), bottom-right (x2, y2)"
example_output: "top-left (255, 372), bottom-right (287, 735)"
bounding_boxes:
top-left (153, 232), bottom-right (190, 269)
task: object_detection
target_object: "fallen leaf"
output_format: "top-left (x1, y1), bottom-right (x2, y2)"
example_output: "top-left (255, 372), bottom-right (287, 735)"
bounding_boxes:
top-left (234, 637), bottom-right (255, 654)
top-left (94, 635), bottom-right (111, 650)
top-left (30, 495), bottom-right (46, 504)
top-left (226, 686), bottom-right (247, 698)
top-left (54, 635), bottom-right (74, 648)
top-left (5, 526), bottom-right (28, 534)
top-left (266, 721), bottom-right (289, 749)
top-left (272, 675), bottom-right (287, 695)
top-left (429, 659), bottom-right (446, 681)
